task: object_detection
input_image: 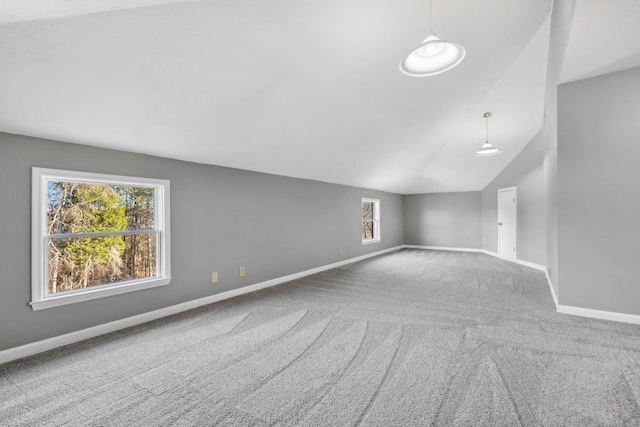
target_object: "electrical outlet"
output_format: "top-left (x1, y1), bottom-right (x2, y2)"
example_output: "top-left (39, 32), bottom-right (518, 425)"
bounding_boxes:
top-left (339, 248), bottom-right (342, 255)
top-left (349, 246), bottom-right (352, 254)
top-left (211, 272), bottom-right (218, 284)
top-left (239, 266), bottom-right (245, 277)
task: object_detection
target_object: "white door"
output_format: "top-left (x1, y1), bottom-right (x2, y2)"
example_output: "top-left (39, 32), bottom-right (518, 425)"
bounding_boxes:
top-left (498, 187), bottom-right (517, 260)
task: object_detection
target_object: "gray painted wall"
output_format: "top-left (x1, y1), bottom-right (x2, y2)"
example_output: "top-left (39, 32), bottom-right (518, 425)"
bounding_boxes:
top-left (403, 192), bottom-right (482, 249)
top-left (482, 130), bottom-right (546, 266)
top-left (0, 133), bottom-right (404, 351)
top-left (558, 66), bottom-right (640, 315)
top-left (544, 0), bottom-right (576, 296)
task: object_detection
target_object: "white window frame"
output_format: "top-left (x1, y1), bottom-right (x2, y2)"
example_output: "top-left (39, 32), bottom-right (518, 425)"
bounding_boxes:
top-left (31, 168), bottom-right (171, 311)
top-left (361, 198), bottom-right (381, 245)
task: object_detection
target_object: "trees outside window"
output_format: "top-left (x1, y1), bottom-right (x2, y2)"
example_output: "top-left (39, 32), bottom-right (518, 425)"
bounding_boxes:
top-left (32, 168), bottom-right (170, 310)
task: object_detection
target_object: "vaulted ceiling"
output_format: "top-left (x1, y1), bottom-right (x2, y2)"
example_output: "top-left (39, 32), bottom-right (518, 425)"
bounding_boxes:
top-left (1, 0), bottom-right (639, 194)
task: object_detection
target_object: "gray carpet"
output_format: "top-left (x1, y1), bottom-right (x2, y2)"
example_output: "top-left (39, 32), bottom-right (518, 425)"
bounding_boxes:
top-left (2, 249), bottom-right (640, 426)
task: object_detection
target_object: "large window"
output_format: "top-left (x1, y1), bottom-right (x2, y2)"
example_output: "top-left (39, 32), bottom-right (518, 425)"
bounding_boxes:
top-left (361, 198), bottom-right (380, 244)
top-left (31, 168), bottom-right (171, 310)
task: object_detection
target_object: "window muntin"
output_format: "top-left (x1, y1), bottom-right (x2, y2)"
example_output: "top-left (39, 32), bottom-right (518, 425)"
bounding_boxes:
top-left (32, 168), bottom-right (171, 310)
top-left (361, 198), bottom-right (380, 244)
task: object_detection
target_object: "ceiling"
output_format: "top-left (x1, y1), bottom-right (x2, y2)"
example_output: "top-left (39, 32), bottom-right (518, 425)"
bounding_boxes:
top-left (1, 0), bottom-right (639, 194)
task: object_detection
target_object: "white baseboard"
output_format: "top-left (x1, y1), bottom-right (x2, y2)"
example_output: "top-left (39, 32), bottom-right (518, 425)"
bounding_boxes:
top-left (4, 244), bottom-right (639, 364)
top-left (402, 244), bottom-right (485, 253)
top-left (0, 246), bottom-right (401, 365)
top-left (401, 245), bottom-right (640, 324)
top-left (401, 245), bottom-right (547, 273)
top-left (475, 249), bottom-right (560, 309)
top-left (556, 304), bottom-right (640, 325)
top-left (543, 270), bottom-right (559, 309)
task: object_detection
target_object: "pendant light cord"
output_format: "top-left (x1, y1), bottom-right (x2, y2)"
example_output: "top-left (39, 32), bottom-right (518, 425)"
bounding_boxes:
top-left (483, 112), bottom-right (491, 142)
top-left (429, 0), bottom-right (433, 33)
top-left (486, 116), bottom-right (489, 142)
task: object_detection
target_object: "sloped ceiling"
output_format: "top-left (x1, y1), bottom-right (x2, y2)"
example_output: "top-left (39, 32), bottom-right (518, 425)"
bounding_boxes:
top-left (560, 0), bottom-right (640, 84)
top-left (0, 0), bottom-right (629, 195)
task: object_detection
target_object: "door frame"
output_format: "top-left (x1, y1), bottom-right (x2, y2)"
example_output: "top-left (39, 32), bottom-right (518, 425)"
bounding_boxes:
top-left (497, 187), bottom-right (517, 259)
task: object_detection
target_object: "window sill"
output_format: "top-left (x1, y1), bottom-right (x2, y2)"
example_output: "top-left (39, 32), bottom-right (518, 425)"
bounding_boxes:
top-left (29, 277), bottom-right (171, 311)
top-left (362, 239), bottom-right (381, 245)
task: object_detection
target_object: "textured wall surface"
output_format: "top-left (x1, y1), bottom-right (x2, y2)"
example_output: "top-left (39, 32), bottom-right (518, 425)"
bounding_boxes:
top-left (558, 66), bottom-right (640, 315)
top-left (403, 192), bottom-right (482, 249)
top-left (0, 133), bottom-right (404, 351)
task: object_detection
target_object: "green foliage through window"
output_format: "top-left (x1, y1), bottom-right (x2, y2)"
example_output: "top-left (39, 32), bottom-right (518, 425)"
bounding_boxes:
top-left (47, 182), bottom-right (157, 294)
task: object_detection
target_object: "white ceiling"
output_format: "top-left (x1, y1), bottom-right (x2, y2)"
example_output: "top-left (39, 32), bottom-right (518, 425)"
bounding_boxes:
top-left (0, 0), bottom-right (638, 194)
top-left (560, 0), bottom-right (640, 84)
top-left (0, 0), bottom-right (203, 26)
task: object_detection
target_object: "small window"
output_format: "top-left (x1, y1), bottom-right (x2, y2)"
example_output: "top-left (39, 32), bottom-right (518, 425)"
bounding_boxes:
top-left (361, 198), bottom-right (380, 244)
top-left (31, 168), bottom-right (171, 310)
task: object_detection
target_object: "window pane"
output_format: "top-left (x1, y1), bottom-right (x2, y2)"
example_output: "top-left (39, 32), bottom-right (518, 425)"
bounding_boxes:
top-left (362, 220), bottom-right (374, 239)
top-left (48, 234), bottom-right (157, 294)
top-left (362, 202), bottom-right (373, 220)
top-left (47, 182), bottom-right (155, 235)
top-left (121, 186), bottom-right (155, 231)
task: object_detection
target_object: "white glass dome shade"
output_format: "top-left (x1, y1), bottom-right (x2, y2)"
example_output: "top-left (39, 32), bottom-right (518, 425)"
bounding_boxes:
top-left (400, 31), bottom-right (466, 77)
top-left (473, 112), bottom-right (502, 157)
top-left (473, 142), bottom-right (502, 156)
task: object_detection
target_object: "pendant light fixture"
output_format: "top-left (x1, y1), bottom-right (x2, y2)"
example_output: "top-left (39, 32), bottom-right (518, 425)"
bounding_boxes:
top-left (400, 0), bottom-right (465, 77)
top-left (474, 112), bottom-right (502, 156)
